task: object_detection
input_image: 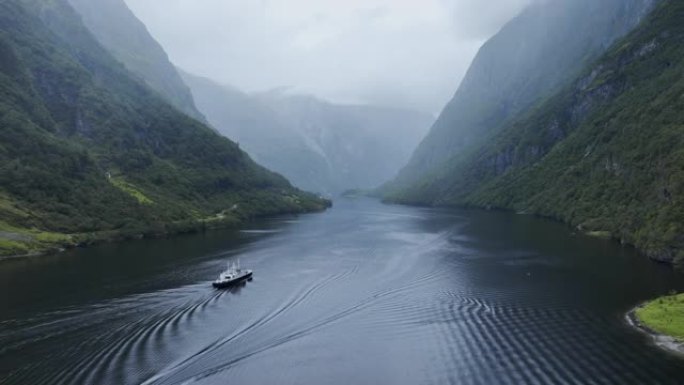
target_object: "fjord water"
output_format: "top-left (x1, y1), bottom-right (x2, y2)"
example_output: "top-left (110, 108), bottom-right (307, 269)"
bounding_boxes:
top-left (2, 199), bottom-right (684, 385)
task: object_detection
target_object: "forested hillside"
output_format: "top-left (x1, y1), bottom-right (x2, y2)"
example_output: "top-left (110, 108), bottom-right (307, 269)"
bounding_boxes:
top-left (386, 0), bottom-right (655, 193)
top-left (388, 0), bottom-right (684, 262)
top-left (0, 0), bottom-right (328, 256)
top-left (183, 72), bottom-right (433, 195)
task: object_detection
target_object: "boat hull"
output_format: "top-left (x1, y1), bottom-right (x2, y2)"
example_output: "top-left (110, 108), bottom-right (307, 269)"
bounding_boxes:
top-left (212, 271), bottom-right (253, 288)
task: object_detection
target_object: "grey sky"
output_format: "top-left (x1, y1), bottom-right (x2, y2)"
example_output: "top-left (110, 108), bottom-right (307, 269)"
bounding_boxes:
top-left (123, 0), bottom-right (530, 114)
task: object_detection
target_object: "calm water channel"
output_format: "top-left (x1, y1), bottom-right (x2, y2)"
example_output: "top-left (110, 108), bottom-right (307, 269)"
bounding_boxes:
top-left (2, 198), bottom-right (684, 384)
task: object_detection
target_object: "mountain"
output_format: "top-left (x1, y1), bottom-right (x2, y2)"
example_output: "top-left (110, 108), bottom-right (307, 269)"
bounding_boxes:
top-left (182, 72), bottom-right (433, 195)
top-left (0, 0), bottom-right (328, 257)
top-left (257, 92), bottom-right (434, 194)
top-left (387, 0), bottom-right (684, 262)
top-left (66, 0), bottom-right (205, 122)
top-left (179, 72), bottom-right (334, 194)
top-left (386, 0), bottom-right (655, 192)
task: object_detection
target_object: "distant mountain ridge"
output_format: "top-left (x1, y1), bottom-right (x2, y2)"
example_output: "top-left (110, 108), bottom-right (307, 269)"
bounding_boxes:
top-left (182, 72), bottom-right (433, 195)
top-left (0, 0), bottom-right (328, 257)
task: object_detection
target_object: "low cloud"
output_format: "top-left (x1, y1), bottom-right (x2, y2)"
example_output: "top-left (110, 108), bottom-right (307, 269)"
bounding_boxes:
top-left (124, 0), bottom-right (530, 113)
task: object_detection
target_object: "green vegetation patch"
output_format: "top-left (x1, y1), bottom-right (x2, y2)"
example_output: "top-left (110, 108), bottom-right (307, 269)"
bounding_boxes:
top-left (34, 231), bottom-right (71, 243)
top-left (0, 219), bottom-right (74, 257)
top-left (586, 231), bottom-right (612, 239)
top-left (0, 193), bottom-right (29, 219)
top-left (636, 294), bottom-right (684, 340)
top-left (0, 238), bottom-right (29, 254)
top-left (110, 177), bottom-right (153, 205)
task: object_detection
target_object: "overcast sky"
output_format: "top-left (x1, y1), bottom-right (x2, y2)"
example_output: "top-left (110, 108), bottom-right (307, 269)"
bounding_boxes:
top-left (124, 0), bottom-right (530, 114)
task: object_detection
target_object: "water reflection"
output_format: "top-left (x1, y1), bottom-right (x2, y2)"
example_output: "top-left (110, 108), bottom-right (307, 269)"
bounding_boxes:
top-left (1, 199), bottom-right (684, 385)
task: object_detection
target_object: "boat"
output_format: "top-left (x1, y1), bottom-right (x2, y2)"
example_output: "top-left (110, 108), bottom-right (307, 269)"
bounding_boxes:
top-left (212, 259), bottom-right (253, 288)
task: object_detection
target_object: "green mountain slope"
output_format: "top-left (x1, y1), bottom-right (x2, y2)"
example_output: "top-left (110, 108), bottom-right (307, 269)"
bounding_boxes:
top-left (386, 0), bottom-right (655, 193)
top-left (0, 0), bottom-right (328, 256)
top-left (389, 0), bottom-right (684, 262)
top-left (66, 0), bottom-right (205, 122)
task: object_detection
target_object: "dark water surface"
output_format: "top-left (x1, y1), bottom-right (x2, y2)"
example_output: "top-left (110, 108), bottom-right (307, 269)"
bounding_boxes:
top-left (2, 198), bottom-right (684, 384)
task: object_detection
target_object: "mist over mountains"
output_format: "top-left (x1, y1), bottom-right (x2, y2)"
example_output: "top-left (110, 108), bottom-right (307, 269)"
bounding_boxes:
top-left (123, 0), bottom-right (532, 114)
top-left (387, 0), bottom-right (656, 191)
top-left (69, 0), bottom-right (434, 196)
top-left (182, 71), bottom-right (433, 195)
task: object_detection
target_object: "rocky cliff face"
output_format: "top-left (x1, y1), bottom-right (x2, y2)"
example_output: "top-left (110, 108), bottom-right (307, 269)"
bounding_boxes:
top-left (387, 0), bottom-right (655, 193)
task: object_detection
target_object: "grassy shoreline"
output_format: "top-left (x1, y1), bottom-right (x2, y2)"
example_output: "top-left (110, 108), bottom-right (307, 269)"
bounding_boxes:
top-left (0, 203), bottom-right (330, 260)
top-left (635, 294), bottom-right (684, 340)
top-left (382, 196), bottom-right (678, 264)
top-left (629, 295), bottom-right (684, 355)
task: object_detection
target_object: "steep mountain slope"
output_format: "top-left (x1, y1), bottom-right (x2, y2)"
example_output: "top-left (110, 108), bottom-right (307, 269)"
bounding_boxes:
top-left (180, 72), bottom-right (334, 194)
top-left (387, 0), bottom-right (655, 192)
top-left (259, 93), bottom-right (434, 194)
top-left (0, 0), bottom-right (328, 256)
top-left (66, 0), bottom-right (205, 122)
top-left (182, 72), bottom-right (433, 195)
top-left (390, 0), bottom-right (684, 261)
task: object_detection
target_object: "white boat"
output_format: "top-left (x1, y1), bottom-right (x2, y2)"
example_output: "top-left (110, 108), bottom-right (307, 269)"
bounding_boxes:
top-left (212, 259), bottom-right (252, 288)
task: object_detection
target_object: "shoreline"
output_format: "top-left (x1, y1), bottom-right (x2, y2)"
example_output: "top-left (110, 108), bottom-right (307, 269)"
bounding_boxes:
top-left (0, 205), bottom-right (330, 262)
top-left (626, 305), bottom-right (684, 356)
top-left (381, 198), bottom-right (675, 265)
top-left (0, 221), bottom-right (234, 262)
